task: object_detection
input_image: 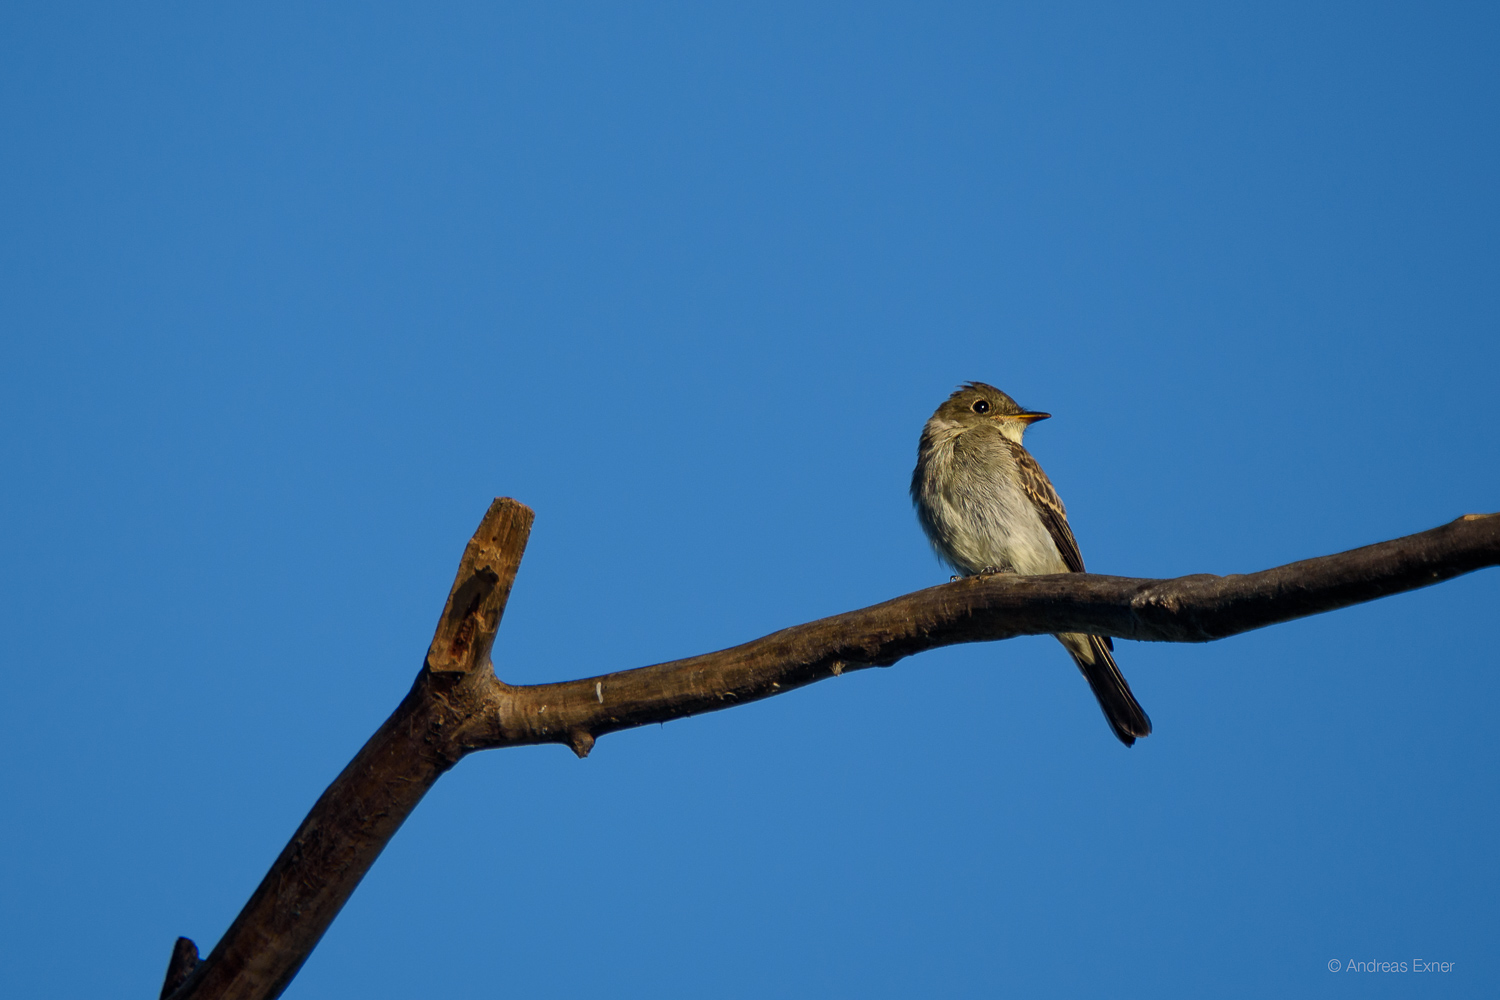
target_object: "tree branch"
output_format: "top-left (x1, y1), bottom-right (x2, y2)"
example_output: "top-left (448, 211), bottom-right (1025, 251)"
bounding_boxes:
top-left (472, 510), bottom-right (1500, 752)
top-left (159, 938), bottom-right (199, 1000)
top-left (165, 506), bottom-right (1499, 1000)
top-left (167, 499), bottom-right (535, 1000)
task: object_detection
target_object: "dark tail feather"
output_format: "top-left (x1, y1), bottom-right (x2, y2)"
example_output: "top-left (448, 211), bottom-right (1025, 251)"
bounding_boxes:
top-left (1065, 634), bottom-right (1152, 746)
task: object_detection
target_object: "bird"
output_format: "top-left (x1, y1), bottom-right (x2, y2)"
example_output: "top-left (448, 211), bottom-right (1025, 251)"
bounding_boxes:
top-left (910, 381), bottom-right (1152, 746)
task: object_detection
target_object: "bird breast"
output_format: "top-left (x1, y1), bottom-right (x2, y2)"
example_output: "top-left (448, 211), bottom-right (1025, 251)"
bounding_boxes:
top-left (913, 423), bottom-right (1067, 578)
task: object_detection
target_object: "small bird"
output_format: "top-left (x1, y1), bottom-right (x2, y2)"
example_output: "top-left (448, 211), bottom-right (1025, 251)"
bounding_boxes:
top-left (911, 382), bottom-right (1152, 746)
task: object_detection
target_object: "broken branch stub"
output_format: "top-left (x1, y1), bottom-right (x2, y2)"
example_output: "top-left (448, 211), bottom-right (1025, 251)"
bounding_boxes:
top-left (426, 498), bottom-right (535, 674)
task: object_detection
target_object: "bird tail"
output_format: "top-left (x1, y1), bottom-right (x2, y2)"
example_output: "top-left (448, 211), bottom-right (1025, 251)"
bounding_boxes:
top-left (1056, 633), bottom-right (1152, 746)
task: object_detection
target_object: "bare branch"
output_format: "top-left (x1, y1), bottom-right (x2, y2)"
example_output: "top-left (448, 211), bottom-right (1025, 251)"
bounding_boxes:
top-left (168, 499), bottom-right (534, 1000)
top-left (165, 506), bottom-right (1498, 1000)
top-left (469, 512), bottom-right (1500, 752)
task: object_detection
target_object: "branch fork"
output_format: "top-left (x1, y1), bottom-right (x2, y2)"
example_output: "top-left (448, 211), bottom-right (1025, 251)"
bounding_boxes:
top-left (163, 503), bottom-right (1500, 1000)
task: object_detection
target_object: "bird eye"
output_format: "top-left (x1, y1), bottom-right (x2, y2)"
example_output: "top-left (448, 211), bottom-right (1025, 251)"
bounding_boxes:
top-left (972, 399), bottom-right (990, 414)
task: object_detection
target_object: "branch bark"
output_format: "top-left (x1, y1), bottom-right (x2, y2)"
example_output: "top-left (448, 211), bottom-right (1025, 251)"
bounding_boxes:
top-left (165, 505), bottom-right (1500, 1000)
top-left (164, 499), bottom-right (535, 1000)
top-left (159, 938), bottom-right (198, 1000)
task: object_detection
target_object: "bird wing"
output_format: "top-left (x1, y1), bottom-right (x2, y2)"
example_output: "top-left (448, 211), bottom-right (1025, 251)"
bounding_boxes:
top-left (1006, 440), bottom-right (1085, 573)
top-left (1007, 440), bottom-right (1113, 650)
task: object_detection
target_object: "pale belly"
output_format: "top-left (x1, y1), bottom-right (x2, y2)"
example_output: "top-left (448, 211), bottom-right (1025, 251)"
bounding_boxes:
top-left (921, 477), bottom-right (1068, 578)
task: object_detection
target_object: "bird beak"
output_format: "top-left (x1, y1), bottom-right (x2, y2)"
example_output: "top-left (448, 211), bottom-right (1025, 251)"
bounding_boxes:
top-left (995, 410), bottom-right (1051, 424)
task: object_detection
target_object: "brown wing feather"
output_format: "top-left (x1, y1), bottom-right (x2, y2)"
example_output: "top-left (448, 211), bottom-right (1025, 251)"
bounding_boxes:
top-left (1006, 440), bottom-right (1085, 573)
top-left (1008, 441), bottom-right (1113, 652)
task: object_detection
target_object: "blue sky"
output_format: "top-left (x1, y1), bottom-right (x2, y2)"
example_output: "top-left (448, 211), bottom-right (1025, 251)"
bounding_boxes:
top-left (1, 3), bottom-right (1497, 997)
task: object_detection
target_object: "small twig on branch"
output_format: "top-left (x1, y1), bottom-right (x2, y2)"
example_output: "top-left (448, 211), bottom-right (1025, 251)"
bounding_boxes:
top-left (164, 504), bottom-right (1499, 1000)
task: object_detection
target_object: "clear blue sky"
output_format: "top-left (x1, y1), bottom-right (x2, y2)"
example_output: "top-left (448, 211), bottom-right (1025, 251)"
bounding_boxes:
top-left (2, 3), bottom-right (1496, 997)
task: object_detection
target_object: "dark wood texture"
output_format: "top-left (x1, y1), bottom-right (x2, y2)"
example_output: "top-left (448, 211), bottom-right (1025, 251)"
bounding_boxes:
top-left (160, 938), bottom-right (199, 999)
top-left (167, 499), bottom-right (534, 1000)
top-left (467, 512), bottom-right (1500, 751)
top-left (166, 506), bottom-right (1498, 1000)
top-left (425, 499), bottom-right (532, 675)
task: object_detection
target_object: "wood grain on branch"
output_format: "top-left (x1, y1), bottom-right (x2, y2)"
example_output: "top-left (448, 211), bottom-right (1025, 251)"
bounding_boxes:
top-left (165, 498), bottom-right (535, 1000)
top-left (165, 504), bottom-right (1499, 1000)
top-left (468, 511), bottom-right (1500, 754)
top-left (159, 938), bottom-right (198, 1000)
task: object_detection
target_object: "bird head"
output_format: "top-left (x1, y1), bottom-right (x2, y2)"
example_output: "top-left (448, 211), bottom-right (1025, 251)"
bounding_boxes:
top-left (931, 382), bottom-right (1050, 442)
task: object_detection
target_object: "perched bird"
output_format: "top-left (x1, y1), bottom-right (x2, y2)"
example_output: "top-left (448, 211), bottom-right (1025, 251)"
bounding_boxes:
top-left (910, 382), bottom-right (1152, 746)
